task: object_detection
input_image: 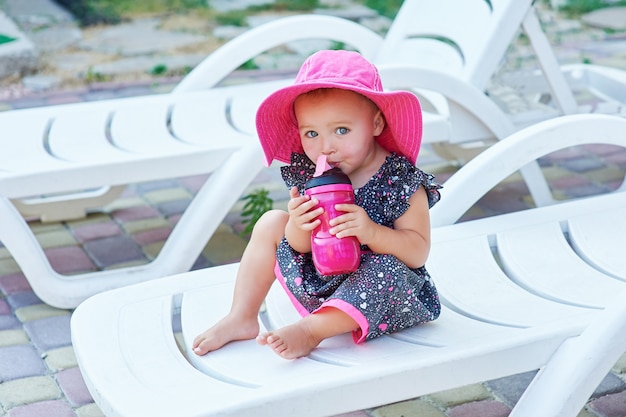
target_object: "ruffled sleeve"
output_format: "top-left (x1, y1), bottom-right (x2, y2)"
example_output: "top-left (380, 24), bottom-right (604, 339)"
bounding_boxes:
top-left (280, 153), bottom-right (316, 194)
top-left (422, 170), bottom-right (443, 209)
top-left (355, 154), bottom-right (442, 226)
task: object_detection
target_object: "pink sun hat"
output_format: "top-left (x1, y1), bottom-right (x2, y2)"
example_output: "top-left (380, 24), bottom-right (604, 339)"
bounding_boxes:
top-left (255, 49), bottom-right (423, 167)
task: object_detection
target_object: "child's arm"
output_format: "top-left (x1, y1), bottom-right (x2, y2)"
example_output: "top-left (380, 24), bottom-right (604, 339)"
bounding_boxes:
top-left (284, 186), bottom-right (323, 253)
top-left (330, 187), bottom-right (431, 269)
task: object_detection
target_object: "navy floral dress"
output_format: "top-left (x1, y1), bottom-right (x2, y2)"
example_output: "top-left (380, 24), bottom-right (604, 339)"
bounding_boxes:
top-left (275, 152), bottom-right (442, 343)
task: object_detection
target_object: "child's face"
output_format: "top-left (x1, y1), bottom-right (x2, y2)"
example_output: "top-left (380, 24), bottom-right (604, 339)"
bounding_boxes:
top-left (294, 89), bottom-right (385, 178)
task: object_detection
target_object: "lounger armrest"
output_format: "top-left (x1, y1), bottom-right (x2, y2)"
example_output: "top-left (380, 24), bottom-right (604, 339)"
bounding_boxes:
top-left (174, 14), bottom-right (384, 93)
top-left (430, 114), bottom-right (626, 227)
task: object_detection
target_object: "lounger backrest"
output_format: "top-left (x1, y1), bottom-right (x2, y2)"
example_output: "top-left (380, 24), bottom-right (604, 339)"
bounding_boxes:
top-left (375, 0), bottom-right (535, 90)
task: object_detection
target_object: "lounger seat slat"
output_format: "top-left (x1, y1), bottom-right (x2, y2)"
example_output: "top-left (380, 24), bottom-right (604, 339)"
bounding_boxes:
top-left (497, 220), bottom-right (625, 308)
top-left (168, 81), bottom-right (289, 146)
top-left (168, 90), bottom-right (252, 146)
top-left (265, 274), bottom-right (522, 347)
top-left (568, 207), bottom-right (626, 279)
top-left (427, 234), bottom-right (590, 328)
top-left (181, 280), bottom-right (344, 386)
top-left (75, 288), bottom-right (251, 417)
top-left (226, 80), bottom-right (293, 135)
top-left (0, 111), bottom-right (69, 172)
top-left (109, 100), bottom-right (197, 154)
top-left (0, 96), bottom-right (248, 198)
top-left (48, 107), bottom-right (134, 162)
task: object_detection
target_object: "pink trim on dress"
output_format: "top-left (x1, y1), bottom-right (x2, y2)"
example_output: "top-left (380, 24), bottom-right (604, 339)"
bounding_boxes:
top-left (274, 262), bottom-right (310, 317)
top-left (274, 262), bottom-right (369, 344)
top-left (315, 299), bottom-right (369, 344)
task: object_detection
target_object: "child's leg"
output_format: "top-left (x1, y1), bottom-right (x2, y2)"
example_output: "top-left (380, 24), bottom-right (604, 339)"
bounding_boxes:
top-left (193, 210), bottom-right (288, 355)
top-left (257, 307), bottom-right (358, 360)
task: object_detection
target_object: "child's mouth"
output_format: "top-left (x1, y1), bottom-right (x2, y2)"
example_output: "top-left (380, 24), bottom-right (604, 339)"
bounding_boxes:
top-left (313, 155), bottom-right (332, 177)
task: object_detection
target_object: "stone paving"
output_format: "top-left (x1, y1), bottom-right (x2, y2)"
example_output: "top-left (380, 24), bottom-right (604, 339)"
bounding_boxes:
top-left (1, 1), bottom-right (626, 417)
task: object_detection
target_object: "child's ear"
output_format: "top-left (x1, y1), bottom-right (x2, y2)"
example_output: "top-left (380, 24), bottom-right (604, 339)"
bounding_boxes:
top-left (373, 111), bottom-right (385, 136)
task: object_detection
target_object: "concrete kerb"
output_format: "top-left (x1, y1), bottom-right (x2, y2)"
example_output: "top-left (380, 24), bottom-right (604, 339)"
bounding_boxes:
top-left (0, 11), bottom-right (37, 80)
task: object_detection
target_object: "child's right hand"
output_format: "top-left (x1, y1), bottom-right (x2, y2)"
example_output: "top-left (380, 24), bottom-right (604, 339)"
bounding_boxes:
top-left (287, 186), bottom-right (323, 232)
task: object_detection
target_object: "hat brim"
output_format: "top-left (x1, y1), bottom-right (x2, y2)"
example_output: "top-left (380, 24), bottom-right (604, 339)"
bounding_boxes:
top-left (256, 81), bottom-right (422, 166)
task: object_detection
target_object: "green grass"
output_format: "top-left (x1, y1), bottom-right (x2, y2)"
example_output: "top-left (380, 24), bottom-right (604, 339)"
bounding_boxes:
top-left (60, 0), bottom-right (330, 27)
top-left (247, 0), bottom-right (319, 12)
top-left (55, 0), bottom-right (210, 26)
top-left (214, 10), bottom-right (248, 27)
top-left (557, 0), bottom-right (626, 16)
top-left (59, 0), bottom-right (405, 28)
top-left (108, 0), bottom-right (208, 15)
top-left (63, 0), bottom-right (626, 28)
top-left (364, 0), bottom-right (403, 18)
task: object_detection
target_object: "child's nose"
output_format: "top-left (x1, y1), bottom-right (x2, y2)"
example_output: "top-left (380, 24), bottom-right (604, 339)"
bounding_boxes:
top-left (319, 137), bottom-right (334, 154)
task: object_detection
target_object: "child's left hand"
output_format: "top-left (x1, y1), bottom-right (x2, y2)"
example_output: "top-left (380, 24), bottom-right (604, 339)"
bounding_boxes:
top-left (328, 203), bottom-right (378, 245)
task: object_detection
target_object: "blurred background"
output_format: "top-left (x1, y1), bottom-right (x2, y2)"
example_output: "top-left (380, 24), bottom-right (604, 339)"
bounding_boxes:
top-left (1, 0), bottom-right (625, 99)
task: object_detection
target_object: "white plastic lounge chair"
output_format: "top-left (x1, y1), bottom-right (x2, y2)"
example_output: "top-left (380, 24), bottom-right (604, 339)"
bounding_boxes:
top-left (0, 16), bottom-right (384, 308)
top-left (0, 0), bottom-right (520, 308)
top-left (377, 0), bottom-right (626, 144)
top-left (372, 0), bottom-right (626, 204)
top-left (71, 113), bottom-right (626, 417)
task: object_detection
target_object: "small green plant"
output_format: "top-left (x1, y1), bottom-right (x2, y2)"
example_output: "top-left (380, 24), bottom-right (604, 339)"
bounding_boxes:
top-left (55, 0), bottom-right (121, 26)
top-left (364, 0), bottom-right (403, 18)
top-left (84, 66), bottom-right (110, 83)
top-left (179, 65), bottom-right (193, 76)
top-left (273, 0), bottom-right (319, 11)
top-left (0, 34), bottom-right (16, 45)
top-left (240, 189), bottom-right (273, 235)
top-left (329, 41), bottom-right (347, 51)
top-left (215, 10), bottom-right (248, 27)
top-left (248, 0), bottom-right (319, 12)
top-left (150, 63), bottom-right (168, 75)
top-left (238, 59), bottom-right (259, 70)
top-left (56, 0), bottom-right (210, 27)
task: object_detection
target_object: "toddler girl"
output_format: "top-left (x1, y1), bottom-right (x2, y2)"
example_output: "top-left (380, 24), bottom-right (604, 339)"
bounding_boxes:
top-left (193, 50), bottom-right (441, 359)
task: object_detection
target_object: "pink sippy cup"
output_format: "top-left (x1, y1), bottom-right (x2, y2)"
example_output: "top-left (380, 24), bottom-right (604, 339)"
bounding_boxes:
top-left (304, 157), bottom-right (361, 276)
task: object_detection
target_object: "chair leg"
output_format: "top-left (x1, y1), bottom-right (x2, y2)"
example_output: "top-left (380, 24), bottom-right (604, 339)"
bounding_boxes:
top-left (519, 161), bottom-right (557, 207)
top-left (0, 144), bottom-right (265, 308)
top-left (143, 143), bottom-right (265, 275)
top-left (0, 196), bottom-right (61, 285)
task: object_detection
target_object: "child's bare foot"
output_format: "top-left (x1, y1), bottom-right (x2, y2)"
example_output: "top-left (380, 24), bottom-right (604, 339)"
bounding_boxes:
top-left (256, 321), bottom-right (322, 360)
top-left (192, 314), bottom-right (259, 356)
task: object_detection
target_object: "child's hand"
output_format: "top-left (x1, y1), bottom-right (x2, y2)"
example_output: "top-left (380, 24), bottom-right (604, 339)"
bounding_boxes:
top-left (287, 186), bottom-right (323, 232)
top-left (329, 203), bottom-right (378, 245)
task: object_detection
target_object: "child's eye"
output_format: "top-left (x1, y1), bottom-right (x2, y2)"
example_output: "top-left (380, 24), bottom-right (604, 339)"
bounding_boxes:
top-left (305, 131), bottom-right (318, 138)
top-left (336, 127), bottom-right (349, 135)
